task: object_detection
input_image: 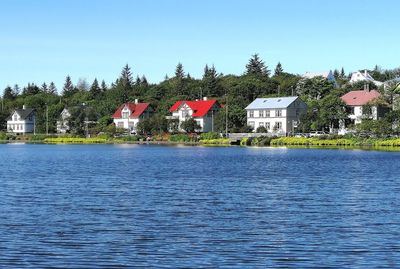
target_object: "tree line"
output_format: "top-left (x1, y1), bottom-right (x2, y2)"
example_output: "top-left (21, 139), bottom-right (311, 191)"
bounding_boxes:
top-left (1, 54), bottom-right (400, 135)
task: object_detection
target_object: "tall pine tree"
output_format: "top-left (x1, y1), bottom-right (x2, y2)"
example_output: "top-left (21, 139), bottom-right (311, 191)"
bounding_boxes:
top-left (48, 82), bottom-right (57, 94)
top-left (202, 64), bottom-right (220, 97)
top-left (274, 62), bottom-right (284, 76)
top-left (118, 64), bottom-right (133, 102)
top-left (175, 63), bottom-right (185, 79)
top-left (90, 78), bottom-right (101, 99)
top-left (245, 54), bottom-right (270, 77)
top-left (62, 75), bottom-right (75, 97)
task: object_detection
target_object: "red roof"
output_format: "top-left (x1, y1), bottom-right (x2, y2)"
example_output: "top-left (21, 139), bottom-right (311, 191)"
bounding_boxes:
top-left (341, 90), bottom-right (381, 106)
top-left (169, 99), bottom-right (220, 117)
top-left (112, 102), bottom-right (150, 118)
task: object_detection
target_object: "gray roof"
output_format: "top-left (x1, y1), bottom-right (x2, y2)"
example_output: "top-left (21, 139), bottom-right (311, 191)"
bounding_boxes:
top-left (245, 96), bottom-right (299, 110)
top-left (7, 108), bottom-right (35, 120)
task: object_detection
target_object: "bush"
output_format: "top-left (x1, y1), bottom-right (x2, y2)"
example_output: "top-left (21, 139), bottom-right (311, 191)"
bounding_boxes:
top-left (200, 132), bottom-right (220, 140)
top-left (255, 126), bottom-right (268, 133)
top-left (0, 131), bottom-right (8, 141)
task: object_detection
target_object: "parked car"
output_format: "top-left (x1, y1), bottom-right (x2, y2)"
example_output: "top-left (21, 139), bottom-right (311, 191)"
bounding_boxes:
top-left (309, 131), bottom-right (328, 137)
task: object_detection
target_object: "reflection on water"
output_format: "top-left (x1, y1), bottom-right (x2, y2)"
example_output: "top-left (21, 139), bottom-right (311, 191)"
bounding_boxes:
top-left (0, 144), bottom-right (400, 268)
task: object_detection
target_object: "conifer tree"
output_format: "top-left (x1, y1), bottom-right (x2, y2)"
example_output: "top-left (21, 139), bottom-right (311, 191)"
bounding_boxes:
top-left (90, 78), bottom-right (101, 98)
top-left (339, 67), bottom-right (346, 79)
top-left (245, 53), bottom-right (270, 77)
top-left (62, 75), bottom-right (75, 97)
top-left (202, 64), bottom-right (220, 96)
top-left (141, 75), bottom-right (148, 86)
top-left (333, 69), bottom-right (339, 79)
top-left (48, 82), bottom-right (57, 94)
top-left (41, 82), bottom-right (48, 93)
top-left (274, 62), bottom-right (284, 76)
top-left (118, 64), bottom-right (133, 102)
top-left (100, 80), bottom-right (108, 92)
top-left (175, 63), bottom-right (185, 79)
top-left (3, 86), bottom-right (15, 100)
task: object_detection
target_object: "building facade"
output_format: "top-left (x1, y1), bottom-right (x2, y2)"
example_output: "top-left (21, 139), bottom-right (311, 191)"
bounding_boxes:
top-left (245, 96), bottom-right (307, 134)
top-left (56, 108), bottom-right (71, 134)
top-left (168, 98), bottom-right (221, 132)
top-left (7, 105), bottom-right (36, 134)
top-left (339, 89), bottom-right (387, 134)
top-left (112, 100), bottom-right (153, 134)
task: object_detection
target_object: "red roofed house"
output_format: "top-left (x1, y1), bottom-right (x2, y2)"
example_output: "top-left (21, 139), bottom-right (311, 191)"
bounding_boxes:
top-left (112, 99), bottom-right (153, 134)
top-left (168, 97), bottom-right (221, 132)
top-left (339, 89), bottom-right (386, 134)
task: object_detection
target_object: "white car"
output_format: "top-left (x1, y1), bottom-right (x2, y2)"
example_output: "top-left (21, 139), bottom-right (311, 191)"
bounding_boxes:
top-left (309, 131), bottom-right (327, 137)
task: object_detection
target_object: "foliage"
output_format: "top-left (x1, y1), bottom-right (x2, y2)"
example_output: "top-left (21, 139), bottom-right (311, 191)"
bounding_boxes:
top-left (180, 118), bottom-right (201, 133)
top-left (200, 132), bottom-right (220, 140)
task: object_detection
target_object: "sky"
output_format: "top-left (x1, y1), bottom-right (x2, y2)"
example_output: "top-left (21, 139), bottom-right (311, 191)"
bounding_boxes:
top-left (0, 0), bottom-right (399, 93)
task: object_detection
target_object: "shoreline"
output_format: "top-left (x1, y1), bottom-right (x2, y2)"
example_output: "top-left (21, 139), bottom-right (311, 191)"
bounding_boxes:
top-left (3, 139), bottom-right (400, 152)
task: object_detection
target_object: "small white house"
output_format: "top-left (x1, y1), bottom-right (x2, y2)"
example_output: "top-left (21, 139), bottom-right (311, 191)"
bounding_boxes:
top-left (350, 70), bottom-right (383, 87)
top-left (56, 108), bottom-right (71, 133)
top-left (245, 96), bottom-right (307, 134)
top-left (112, 100), bottom-right (153, 133)
top-left (7, 105), bottom-right (36, 134)
top-left (303, 70), bottom-right (337, 83)
top-left (339, 89), bottom-right (385, 134)
top-left (168, 97), bottom-right (221, 132)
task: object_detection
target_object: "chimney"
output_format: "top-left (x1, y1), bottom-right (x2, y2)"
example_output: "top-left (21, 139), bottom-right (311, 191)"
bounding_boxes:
top-left (134, 99), bottom-right (138, 104)
top-left (23, 105), bottom-right (26, 110)
top-left (203, 97), bottom-right (208, 101)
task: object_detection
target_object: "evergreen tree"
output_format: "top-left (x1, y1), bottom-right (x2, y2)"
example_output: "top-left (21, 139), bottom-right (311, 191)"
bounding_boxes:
top-left (274, 62), bottom-right (284, 76)
top-left (62, 75), bottom-right (75, 97)
top-left (175, 63), bottom-right (185, 79)
top-left (41, 82), bottom-right (48, 93)
top-left (141, 75), bottom-right (148, 86)
top-left (118, 64), bottom-right (133, 101)
top-left (340, 67), bottom-right (345, 79)
top-left (100, 80), bottom-right (108, 92)
top-left (245, 54), bottom-right (270, 77)
top-left (13, 84), bottom-right (20, 96)
top-left (333, 69), bottom-right (339, 79)
top-left (135, 76), bottom-right (141, 85)
top-left (48, 82), bottom-right (57, 94)
top-left (164, 74), bottom-right (169, 80)
top-left (23, 83), bottom-right (40, 95)
top-left (202, 64), bottom-right (220, 96)
top-left (3, 86), bottom-right (15, 100)
top-left (90, 78), bottom-right (101, 98)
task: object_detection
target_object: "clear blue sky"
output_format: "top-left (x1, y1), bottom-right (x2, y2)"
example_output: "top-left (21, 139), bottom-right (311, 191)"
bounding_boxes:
top-left (1, 0), bottom-right (399, 93)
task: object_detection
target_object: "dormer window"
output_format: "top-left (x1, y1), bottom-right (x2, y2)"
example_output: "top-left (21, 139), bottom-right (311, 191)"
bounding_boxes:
top-left (14, 114), bottom-right (18, 121)
top-left (122, 111), bottom-right (130, 118)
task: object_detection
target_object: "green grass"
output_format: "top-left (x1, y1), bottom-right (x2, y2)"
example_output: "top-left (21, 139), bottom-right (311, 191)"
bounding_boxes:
top-left (270, 137), bottom-right (400, 147)
top-left (44, 137), bottom-right (107, 144)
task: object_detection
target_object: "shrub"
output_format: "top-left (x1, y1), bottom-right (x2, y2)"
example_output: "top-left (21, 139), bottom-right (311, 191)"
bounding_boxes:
top-left (200, 132), bottom-right (220, 140)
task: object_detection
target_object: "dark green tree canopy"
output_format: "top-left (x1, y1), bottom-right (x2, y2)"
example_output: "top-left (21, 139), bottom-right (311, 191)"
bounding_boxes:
top-left (245, 54), bottom-right (270, 77)
top-left (274, 62), bottom-right (284, 76)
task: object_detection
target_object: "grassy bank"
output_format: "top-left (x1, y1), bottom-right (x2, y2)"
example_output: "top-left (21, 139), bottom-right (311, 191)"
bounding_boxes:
top-left (270, 137), bottom-right (400, 148)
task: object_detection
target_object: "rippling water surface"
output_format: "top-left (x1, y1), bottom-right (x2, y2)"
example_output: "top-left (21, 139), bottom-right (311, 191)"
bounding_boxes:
top-left (1, 144), bottom-right (400, 268)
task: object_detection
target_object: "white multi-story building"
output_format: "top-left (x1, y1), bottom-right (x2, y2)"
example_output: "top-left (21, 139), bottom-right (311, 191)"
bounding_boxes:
top-left (56, 108), bottom-right (71, 133)
top-left (245, 96), bottom-right (307, 134)
top-left (168, 97), bottom-right (221, 132)
top-left (303, 70), bottom-right (337, 83)
top-left (112, 100), bottom-right (153, 134)
top-left (7, 105), bottom-right (36, 134)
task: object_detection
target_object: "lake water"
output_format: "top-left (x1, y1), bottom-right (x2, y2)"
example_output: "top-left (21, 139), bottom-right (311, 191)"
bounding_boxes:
top-left (0, 144), bottom-right (400, 268)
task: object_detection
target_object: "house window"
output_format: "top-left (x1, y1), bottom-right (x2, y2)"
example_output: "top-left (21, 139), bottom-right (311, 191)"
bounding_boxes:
top-left (182, 110), bottom-right (190, 118)
top-left (266, 122), bottom-right (270, 130)
top-left (122, 111), bottom-right (130, 118)
top-left (346, 107), bottom-right (355, 114)
top-left (117, 122), bottom-right (124, 128)
top-left (265, 110), bottom-right (270, 117)
top-left (259, 110), bottom-right (264, 118)
top-left (20, 124), bottom-right (23, 130)
top-left (248, 121), bottom-right (255, 128)
top-left (275, 122), bottom-right (282, 130)
top-left (276, 110), bottom-right (282, 117)
top-left (259, 122), bottom-right (264, 127)
top-left (249, 111), bottom-right (254, 118)
top-left (13, 115), bottom-right (18, 121)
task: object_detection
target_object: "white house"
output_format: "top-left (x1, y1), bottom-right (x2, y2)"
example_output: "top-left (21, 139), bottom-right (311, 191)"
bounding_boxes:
top-left (56, 108), bottom-right (71, 133)
top-left (112, 100), bottom-right (153, 133)
top-left (245, 96), bottom-right (307, 134)
top-left (303, 70), bottom-right (337, 83)
top-left (168, 97), bottom-right (221, 132)
top-left (350, 70), bottom-right (383, 87)
top-left (7, 105), bottom-right (36, 134)
top-left (339, 89), bottom-right (386, 134)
